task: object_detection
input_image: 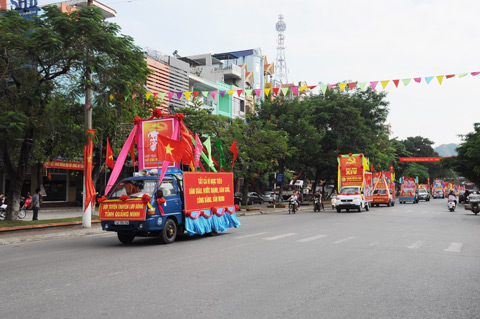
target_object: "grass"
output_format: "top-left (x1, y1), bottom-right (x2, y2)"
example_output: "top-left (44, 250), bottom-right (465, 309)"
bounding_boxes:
top-left (0, 216), bottom-right (99, 228)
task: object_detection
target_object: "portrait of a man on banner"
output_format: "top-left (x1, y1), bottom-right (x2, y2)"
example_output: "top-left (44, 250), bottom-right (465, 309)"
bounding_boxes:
top-left (139, 118), bottom-right (179, 170)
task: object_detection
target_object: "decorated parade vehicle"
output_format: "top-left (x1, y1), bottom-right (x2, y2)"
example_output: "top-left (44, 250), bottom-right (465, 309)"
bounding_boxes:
top-left (372, 172), bottom-right (394, 207)
top-left (432, 179), bottom-right (444, 199)
top-left (399, 177), bottom-right (418, 204)
top-left (98, 111), bottom-right (241, 244)
top-left (336, 153), bottom-right (373, 212)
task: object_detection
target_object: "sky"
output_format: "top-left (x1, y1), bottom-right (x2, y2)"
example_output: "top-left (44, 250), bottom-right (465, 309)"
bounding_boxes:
top-left (45, 0), bottom-right (480, 147)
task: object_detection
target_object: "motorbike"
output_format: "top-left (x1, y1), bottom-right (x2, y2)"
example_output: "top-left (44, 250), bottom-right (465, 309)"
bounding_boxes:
top-left (0, 195), bottom-right (31, 220)
top-left (465, 193), bottom-right (480, 215)
top-left (313, 197), bottom-right (321, 212)
top-left (448, 198), bottom-right (456, 212)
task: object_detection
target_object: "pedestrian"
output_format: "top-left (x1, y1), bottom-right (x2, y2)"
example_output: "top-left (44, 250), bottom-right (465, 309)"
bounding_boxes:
top-left (331, 195), bottom-right (337, 210)
top-left (31, 188), bottom-right (41, 221)
top-left (0, 192), bottom-right (4, 205)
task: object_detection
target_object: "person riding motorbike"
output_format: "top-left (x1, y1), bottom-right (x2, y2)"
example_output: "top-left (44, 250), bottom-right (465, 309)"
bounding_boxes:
top-left (448, 190), bottom-right (457, 206)
top-left (288, 191), bottom-right (299, 213)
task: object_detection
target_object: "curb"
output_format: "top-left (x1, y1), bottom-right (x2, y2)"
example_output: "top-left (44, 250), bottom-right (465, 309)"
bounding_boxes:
top-left (0, 220), bottom-right (101, 232)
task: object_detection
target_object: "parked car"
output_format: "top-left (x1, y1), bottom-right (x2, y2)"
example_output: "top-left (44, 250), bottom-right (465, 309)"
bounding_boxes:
top-left (234, 192), bottom-right (264, 205)
top-left (418, 189), bottom-right (430, 201)
top-left (261, 192), bottom-right (279, 203)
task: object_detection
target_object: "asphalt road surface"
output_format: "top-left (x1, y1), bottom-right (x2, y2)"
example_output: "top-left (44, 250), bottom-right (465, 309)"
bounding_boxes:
top-left (1, 199), bottom-right (480, 319)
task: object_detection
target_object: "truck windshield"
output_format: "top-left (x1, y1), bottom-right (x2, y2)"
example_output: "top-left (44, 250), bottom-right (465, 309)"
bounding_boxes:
top-left (341, 187), bottom-right (360, 194)
top-left (110, 180), bottom-right (156, 199)
top-left (374, 189), bottom-right (387, 195)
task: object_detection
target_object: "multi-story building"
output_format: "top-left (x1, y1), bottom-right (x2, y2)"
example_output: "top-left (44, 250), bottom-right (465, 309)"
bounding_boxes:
top-left (145, 49), bottom-right (189, 114)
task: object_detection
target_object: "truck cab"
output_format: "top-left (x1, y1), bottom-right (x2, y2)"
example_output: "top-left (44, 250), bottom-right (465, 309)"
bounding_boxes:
top-left (336, 186), bottom-right (370, 212)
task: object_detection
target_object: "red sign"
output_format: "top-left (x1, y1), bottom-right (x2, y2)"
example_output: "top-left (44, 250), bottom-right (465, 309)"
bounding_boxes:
top-left (43, 160), bottom-right (84, 170)
top-left (183, 172), bottom-right (234, 211)
top-left (339, 155), bottom-right (364, 186)
top-left (399, 157), bottom-right (452, 162)
top-left (139, 118), bottom-right (179, 170)
top-left (99, 199), bottom-right (147, 221)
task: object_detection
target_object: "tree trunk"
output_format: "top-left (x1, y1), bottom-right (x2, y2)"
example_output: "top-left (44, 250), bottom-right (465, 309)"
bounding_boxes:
top-left (3, 128), bottom-right (35, 220)
top-left (241, 178), bottom-right (249, 206)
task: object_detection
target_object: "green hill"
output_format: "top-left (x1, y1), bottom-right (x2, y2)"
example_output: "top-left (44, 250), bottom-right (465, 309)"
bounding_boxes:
top-left (434, 144), bottom-right (458, 157)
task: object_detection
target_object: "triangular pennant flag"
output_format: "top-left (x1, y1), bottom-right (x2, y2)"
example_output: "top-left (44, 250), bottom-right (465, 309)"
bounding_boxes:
top-left (159, 92), bottom-right (166, 101)
top-left (436, 76), bottom-right (444, 85)
top-left (86, 104), bottom-right (92, 110)
top-left (219, 90), bottom-right (226, 98)
top-left (236, 90), bottom-right (243, 96)
top-left (227, 90), bottom-right (235, 95)
top-left (348, 82), bottom-right (356, 90)
top-left (168, 92), bottom-right (174, 101)
top-left (176, 92), bottom-right (182, 100)
top-left (210, 91), bottom-right (217, 99)
top-left (254, 88), bottom-right (262, 97)
top-left (381, 80), bottom-right (389, 89)
top-left (299, 86), bottom-right (307, 91)
top-left (202, 91), bottom-right (209, 97)
top-left (132, 93), bottom-right (137, 100)
top-left (109, 94), bottom-right (114, 101)
top-left (146, 92), bottom-right (152, 100)
top-left (425, 76), bottom-right (434, 84)
top-left (402, 78), bottom-right (411, 86)
top-left (264, 88), bottom-right (271, 96)
top-left (338, 83), bottom-right (347, 92)
top-left (245, 89), bottom-right (253, 96)
top-left (153, 92), bottom-right (159, 100)
top-left (328, 84), bottom-right (336, 89)
top-left (458, 73), bottom-right (468, 78)
top-left (291, 86), bottom-right (299, 96)
top-left (184, 91), bottom-right (192, 100)
top-left (358, 82), bottom-right (367, 90)
top-left (193, 91), bottom-right (200, 99)
top-left (308, 85), bottom-right (317, 90)
top-left (273, 88), bottom-right (280, 96)
top-left (414, 77), bottom-right (422, 83)
top-left (370, 81), bottom-right (379, 90)
top-left (472, 72), bottom-right (480, 76)
top-left (281, 87), bottom-right (289, 96)
top-left (124, 95), bottom-right (128, 101)
top-left (393, 79), bottom-right (400, 88)
top-left (319, 84), bottom-right (327, 95)
top-left (116, 93), bottom-right (122, 100)
top-left (445, 74), bottom-right (455, 79)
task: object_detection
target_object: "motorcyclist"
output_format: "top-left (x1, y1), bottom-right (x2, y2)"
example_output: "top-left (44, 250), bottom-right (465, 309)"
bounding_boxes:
top-left (288, 191), bottom-right (299, 212)
top-left (313, 191), bottom-right (321, 212)
top-left (448, 190), bottom-right (457, 205)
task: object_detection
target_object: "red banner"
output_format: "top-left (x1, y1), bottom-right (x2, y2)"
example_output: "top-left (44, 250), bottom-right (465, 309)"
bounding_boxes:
top-left (399, 157), bottom-right (452, 162)
top-left (339, 155), bottom-right (364, 186)
top-left (99, 199), bottom-right (147, 221)
top-left (44, 160), bottom-right (84, 170)
top-left (183, 172), bottom-right (234, 211)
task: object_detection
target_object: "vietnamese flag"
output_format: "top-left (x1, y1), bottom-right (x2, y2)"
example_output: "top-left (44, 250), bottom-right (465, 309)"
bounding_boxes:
top-left (180, 124), bottom-right (194, 166)
top-left (106, 137), bottom-right (115, 169)
top-left (230, 139), bottom-right (237, 168)
top-left (84, 129), bottom-right (96, 211)
top-left (156, 135), bottom-right (186, 163)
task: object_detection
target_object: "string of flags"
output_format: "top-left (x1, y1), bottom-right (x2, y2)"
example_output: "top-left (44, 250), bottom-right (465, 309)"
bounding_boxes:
top-left (106, 71), bottom-right (480, 103)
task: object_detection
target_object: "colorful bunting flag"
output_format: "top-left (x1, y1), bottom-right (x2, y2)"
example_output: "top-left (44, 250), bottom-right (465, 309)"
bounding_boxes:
top-left (254, 89), bottom-right (262, 97)
top-left (436, 76), bottom-right (444, 85)
top-left (109, 94), bottom-right (114, 101)
top-left (319, 85), bottom-right (328, 95)
top-left (445, 74), bottom-right (455, 79)
top-left (370, 81), bottom-right (379, 90)
top-left (402, 79), bottom-right (411, 86)
top-left (193, 91), bottom-right (200, 99)
top-left (358, 82), bottom-right (367, 90)
top-left (237, 90), bottom-right (243, 96)
top-left (132, 93), bottom-right (137, 100)
top-left (381, 80), bottom-right (389, 89)
top-left (348, 82), bottom-right (356, 90)
top-left (230, 139), bottom-right (237, 168)
top-left (273, 88), bottom-right (280, 96)
top-left (167, 92), bottom-right (174, 101)
top-left (176, 92), bottom-right (182, 100)
top-left (184, 91), bottom-right (192, 100)
top-left (210, 91), bottom-right (217, 99)
top-left (393, 79), bottom-right (400, 88)
top-left (227, 90), bottom-right (235, 95)
top-left (308, 85), bottom-right (317, 90)
top-left (220, 90), bottom-right (226, 98)
top-left (414, 77), bottom-right (422, 83)
top-left (458, 73), bottom-right (468, 78)
top-left (245, 89), bottom-right (253, 96)
top-left (299, 86), bottom-right (307, 91)
top-left (202, 91), bottom-right (209, 97)
top-left (338, 83), bottom-right (347, 92)
top-left (146, 92), bottom-right (152, 100)
top-left (264, 88), bottom-right (271, 96)
top-left (281, 87), bottom-right (289, 96)
top-left (291, 87), bottom-right (298, 96)
top-left (213, 139), bottom-right (225, 168)
top-left (425, 76), bottom-right (434, 84)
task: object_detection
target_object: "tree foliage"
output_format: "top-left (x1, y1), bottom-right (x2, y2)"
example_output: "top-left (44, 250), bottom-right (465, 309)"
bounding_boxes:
top-left (0, 6), bottom-right (150, 219)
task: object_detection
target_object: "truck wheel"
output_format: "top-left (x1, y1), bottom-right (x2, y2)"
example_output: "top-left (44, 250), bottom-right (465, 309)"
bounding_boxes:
top-left (387, 202), bottom-right (391, 207)
top-left (160, 218), bottom-right (177, 244)
top-left (117, 232), bottom-right (135, 244)
top-left (365, 203), bottom-right (369, 211)
top-left (358, 205), bottom-right (362, 212)
top-left (336, 208), bottom-right (341, 213)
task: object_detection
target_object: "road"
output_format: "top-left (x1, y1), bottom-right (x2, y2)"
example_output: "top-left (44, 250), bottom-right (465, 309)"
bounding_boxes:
top-left (1, 199), bottom-right (480, 319)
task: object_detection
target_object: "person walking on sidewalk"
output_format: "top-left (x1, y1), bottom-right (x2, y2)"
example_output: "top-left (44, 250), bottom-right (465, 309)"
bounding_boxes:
top-left (31, 188), bottom-right (41, 221)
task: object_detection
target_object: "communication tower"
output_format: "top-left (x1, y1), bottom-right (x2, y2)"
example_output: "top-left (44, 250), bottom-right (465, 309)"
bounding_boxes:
top-left (275, 14), bottom-right (288, 84)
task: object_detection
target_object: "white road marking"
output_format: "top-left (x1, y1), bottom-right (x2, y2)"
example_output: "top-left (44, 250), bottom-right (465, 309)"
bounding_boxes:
top-left (407, 241), bottom-right (424, 249)
top-left (234, 232), bottom-right (268, 239)
top-left (263, 233), bottom-right (297, 241)
top-left (297, 234), bottom-right (328, 243)
top-left (333, 236), bottom-right (356, 244)
top-left (369, 242), bottom-right (380, 247)
top-left (444, 242), bottom-right (463, 253)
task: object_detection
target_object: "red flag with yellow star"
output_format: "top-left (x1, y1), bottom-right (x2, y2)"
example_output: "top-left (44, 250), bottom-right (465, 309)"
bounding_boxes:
top-left (156, 135), bottom-right (186, 163)
top-left (84, 129), bottom-right (96, 211)
top-left (106, 137), bottom-right (115, 169)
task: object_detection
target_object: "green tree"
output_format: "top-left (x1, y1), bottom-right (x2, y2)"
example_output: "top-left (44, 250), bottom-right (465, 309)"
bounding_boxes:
top-left (445, 123), bottom-right (480, 185)
top-left (0, 6), bottom-right (150, 219)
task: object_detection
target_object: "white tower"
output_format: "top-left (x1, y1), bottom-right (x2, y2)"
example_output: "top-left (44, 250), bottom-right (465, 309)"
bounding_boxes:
top-left (275, 14), bottom-right (288, 85)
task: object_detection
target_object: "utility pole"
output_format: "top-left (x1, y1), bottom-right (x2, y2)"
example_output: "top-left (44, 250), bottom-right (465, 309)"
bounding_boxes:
top-left (83, 0), bottom-right (94, 228)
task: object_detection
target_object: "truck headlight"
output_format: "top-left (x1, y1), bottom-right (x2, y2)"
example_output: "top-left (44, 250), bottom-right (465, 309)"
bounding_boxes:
top-left (105, 224), bottom-right (109, 229)
top-left (138, 223), bottom-right (144, 229)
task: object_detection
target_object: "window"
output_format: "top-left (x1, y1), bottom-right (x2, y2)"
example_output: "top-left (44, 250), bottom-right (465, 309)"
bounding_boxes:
top-left (159, 180), bottom-right (177, 196)
top-left (110, 179), bottom-right (157, 198)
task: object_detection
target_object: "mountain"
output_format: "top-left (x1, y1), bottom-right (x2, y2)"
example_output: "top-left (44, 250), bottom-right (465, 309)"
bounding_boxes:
top-left (434, 144), bottom-right (458, 157)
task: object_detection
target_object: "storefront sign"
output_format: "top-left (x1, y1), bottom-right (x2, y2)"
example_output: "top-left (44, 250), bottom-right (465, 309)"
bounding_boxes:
top-left (99, 200), bottom-right (147, 221)
top-left (44, 160), bottom-right (84, 170)
top-left (399, 157), bottom-right (452, 162)
top-left (183, 172), bottom-right (234, 211)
